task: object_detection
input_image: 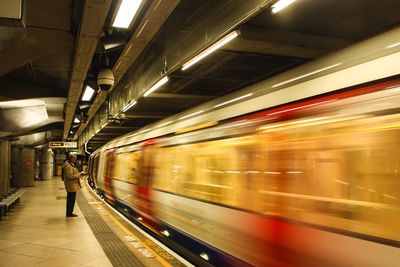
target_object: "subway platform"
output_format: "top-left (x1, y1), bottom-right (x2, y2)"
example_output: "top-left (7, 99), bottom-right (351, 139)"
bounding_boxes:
top-left (0, 178), bottom-right (189, 267)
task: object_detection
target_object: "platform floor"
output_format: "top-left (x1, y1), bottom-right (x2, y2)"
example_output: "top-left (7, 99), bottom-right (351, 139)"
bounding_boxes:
top-left (0, 178), bottom-right (189, 267)
top-left (0, 179), bottom-right (113, 267)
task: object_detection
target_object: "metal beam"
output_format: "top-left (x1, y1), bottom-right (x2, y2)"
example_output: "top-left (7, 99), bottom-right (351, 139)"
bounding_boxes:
top-left (76, 0), bottom-right (181, 140)
top-left (103, 126), bottom-right (139, 130)
top-left (93, 132), bottom-right (121, 136)
top-left (146, 93), bottom-right (213, 101)
top-left (223, 25), bottom-right (354, 58)
top-left (63, 0), bottom-right (112, 140)
top-left (124, 112), bottom-right (168, 119)
top-left (171, 53), bottom-right (238, 93)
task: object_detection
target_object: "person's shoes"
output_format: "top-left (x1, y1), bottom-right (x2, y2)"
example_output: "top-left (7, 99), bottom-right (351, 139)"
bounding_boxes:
top-left (66, 214), bottom-right (78, 217)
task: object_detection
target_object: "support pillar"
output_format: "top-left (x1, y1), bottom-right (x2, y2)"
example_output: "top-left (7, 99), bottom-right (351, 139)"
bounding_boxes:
top-left (40, 147), bottom-right (54, 180)
top-left (11, 147), bottom-right (35, 187)
top-left (0, 141), bottom-right (11, 196)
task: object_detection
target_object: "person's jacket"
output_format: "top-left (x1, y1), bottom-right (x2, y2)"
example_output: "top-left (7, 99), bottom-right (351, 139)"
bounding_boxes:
top-left (63, 161), bottom-right (81, 192)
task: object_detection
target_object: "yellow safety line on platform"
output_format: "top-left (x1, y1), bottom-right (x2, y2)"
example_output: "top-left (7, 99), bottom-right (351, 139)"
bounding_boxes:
top-left (101, 206), bottom-right (172, 267)
top-left (81, 179), bottom-right (172, 267)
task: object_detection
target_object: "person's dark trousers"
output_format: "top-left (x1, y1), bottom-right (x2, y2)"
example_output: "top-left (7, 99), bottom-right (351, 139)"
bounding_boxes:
top-left (66, 192), bottom-right (76, 216)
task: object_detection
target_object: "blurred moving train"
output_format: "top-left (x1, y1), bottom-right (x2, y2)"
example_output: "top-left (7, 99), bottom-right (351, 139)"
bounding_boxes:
top-left (88, 27), bottom-right (400, 266)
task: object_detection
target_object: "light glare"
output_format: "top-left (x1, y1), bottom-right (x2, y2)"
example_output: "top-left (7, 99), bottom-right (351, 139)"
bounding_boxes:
top-left (271, 0), bottom-right (296, 14)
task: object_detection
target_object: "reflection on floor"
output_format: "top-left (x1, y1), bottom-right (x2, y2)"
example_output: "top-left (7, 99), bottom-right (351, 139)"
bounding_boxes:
top-left (0, 179), bottom-right (112, 267)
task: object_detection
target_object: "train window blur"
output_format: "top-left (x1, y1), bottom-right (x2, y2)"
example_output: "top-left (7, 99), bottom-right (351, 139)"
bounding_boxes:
top-left (113, 151), bottom-right (140, 184)
top-left (92, 154), bottom-right (99, 181)
top-left (153, 110), bottom-right (400, 242)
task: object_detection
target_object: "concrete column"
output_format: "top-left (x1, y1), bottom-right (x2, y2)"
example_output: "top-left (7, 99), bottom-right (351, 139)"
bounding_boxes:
top-left (0, 141), bottom-right (11, 196)
top-left (11, 146), bottom-right (21, 187)
top-left (40, 147), bottom-right (54, 180)
top-left (11, 147), bottom-right (35, 187)
top-left (21, 148), bottom-right (35, 186)
top-left (54, 153), bottom-right (66, 177)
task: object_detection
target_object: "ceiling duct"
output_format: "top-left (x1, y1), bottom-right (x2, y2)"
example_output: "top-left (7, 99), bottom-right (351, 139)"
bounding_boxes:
top-left (75, 0), bottom-right (182, 141)
top-left (0, 0), bottom-right (26, 61)
top-left (63, 0), bottom-right (112, 140)
top-left (0, 0), bottom-right (24, 27)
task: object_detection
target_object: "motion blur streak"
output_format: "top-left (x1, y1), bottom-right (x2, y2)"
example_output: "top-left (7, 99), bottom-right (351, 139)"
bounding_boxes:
top-left (87, 27), bottom-right (400, 266)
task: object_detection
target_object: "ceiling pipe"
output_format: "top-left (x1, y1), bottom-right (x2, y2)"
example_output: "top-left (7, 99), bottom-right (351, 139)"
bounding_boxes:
top-left (63, 0), bottom-right (113, 140)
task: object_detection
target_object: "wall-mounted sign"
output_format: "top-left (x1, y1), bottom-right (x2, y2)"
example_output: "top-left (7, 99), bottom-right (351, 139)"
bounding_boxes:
top-left (49, 142), bottom-right (77, 148)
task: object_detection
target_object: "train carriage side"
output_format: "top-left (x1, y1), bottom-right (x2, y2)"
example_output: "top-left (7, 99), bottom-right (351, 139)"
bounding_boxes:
top-left (88, 27), bottom-right (400, 267)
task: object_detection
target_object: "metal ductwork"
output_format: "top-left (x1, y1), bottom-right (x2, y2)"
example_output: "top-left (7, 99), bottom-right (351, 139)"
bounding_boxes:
top-left (76, 0), bottom-right (182, 142)
top-left (63, 0), bottom-right (112, 140)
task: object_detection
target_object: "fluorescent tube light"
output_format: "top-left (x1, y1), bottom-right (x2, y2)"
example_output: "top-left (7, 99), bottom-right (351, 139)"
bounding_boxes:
top-left (144, 76), bottom-right (169, 97)
top-left (272, 63), bottom-right (342, 88)
top-left (214, 93), bottom-right (253, 108)
top-left (81, 85), bottom-right (95, 101)
top-left (122, 100), bottom-right (137, 112)
top-left (113, 0), bottom-right (142, 28)
top-left (74, 117), bottom-right (80, 123)
top-left (271, 0), bottom-right (296, 14)
top-left (182, 30), bottom-right (240, 71)
top-left (101, 122), bottom-right (109, 128)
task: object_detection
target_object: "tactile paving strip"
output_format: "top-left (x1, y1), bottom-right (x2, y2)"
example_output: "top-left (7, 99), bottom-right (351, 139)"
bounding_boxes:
top-left (77, 192), bottom-right (146, 267)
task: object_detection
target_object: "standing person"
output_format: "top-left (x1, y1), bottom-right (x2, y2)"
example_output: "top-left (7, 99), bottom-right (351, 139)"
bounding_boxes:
top-left (63, 154), bottom-right (82, 217)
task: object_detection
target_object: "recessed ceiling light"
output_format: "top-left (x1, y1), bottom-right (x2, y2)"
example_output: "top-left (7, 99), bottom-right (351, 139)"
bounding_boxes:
top-left (143, 76), bottom-right (169, 97)
top-left (113, 0), bottom-right (142, 29)
top-left (81, 85), bottom-right (95, 101)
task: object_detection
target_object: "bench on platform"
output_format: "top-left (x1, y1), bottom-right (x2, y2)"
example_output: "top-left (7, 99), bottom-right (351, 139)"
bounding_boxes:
top-left (0, 189), bottom-right (26, 220)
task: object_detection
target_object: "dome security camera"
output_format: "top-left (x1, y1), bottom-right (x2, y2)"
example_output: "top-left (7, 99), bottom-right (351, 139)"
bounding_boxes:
top-left (97, 68), bottom-right (114, 91)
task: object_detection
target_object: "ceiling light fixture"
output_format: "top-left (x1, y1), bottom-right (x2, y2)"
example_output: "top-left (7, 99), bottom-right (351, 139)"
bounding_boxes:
top-left (214, 93), bottom-right (253, 108)
top-left (81, 85), bottom-right (95, 101)
top-left (101, 121), bottom-right (109, 128)
top-left (74, 117), bottom-right (81, 123)
top-left (200, 253), bottom-right (209, 261)
top-left (122, 100), bottom-right (137, 113)
top-left (144, 76), bottom-right (169, 97)
top-left (113, 0), bottom-right (142, 28)
top-left (182, 30), bottom-right (240, 71)
top-left (271, 0), bottom-right (296, 14)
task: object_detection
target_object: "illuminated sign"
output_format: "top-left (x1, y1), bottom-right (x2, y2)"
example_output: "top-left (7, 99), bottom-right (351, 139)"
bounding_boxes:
top-left (49, 142), bottom-right (77, 148)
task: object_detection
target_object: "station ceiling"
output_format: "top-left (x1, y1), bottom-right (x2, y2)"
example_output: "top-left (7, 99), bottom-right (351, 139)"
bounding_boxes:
top-left (0, 0), bottom-right (400, 150)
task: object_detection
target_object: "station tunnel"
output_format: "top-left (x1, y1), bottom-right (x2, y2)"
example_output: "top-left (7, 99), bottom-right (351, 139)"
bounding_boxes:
top-left (1, 0), bottom-right (400, 266)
